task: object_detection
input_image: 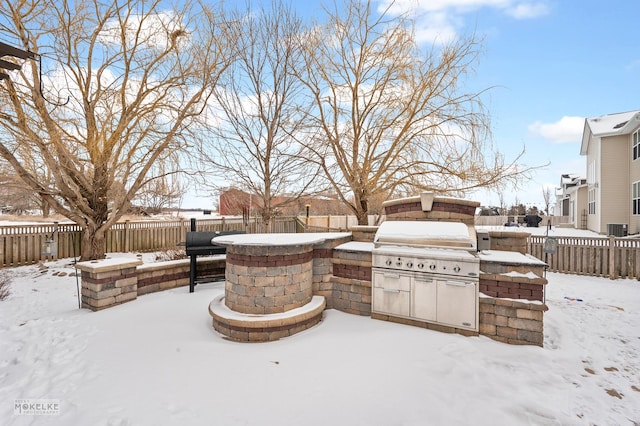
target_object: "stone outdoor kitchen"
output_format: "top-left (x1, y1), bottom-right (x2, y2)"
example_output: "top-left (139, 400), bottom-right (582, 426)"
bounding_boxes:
top-left (76, 193), bottom-right (548, 347)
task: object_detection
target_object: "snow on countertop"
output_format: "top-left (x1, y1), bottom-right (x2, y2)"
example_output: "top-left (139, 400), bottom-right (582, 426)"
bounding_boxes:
top-left (375, 221), bottom-right (471, 241)
top-left (479, 292), bottom-right (544, 305)
top-left (75, 256), bottom-right (142, 272)
top-left (209, 294), bottom-right (325, 322)
top-left (478, 250), bottom-right (547, 266)
top-left (500, 271), bottom-right (542, 280)
top-left (212, 232), bottom-right (350, 246)
top-left (334, 241), bottom-right (374, 252)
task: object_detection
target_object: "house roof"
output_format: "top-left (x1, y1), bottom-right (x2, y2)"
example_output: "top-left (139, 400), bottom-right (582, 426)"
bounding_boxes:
top-left (580, 110), bottom-right (640, 155)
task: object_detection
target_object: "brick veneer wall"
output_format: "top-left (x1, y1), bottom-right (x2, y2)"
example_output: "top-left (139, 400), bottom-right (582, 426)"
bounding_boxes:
top-left (311, 235), bottom-right (352, 309)
top-left (333, 262), bottom-right (372, 281)
top-left (487, 231), bottom-right (529, 254)
top-left (382, 195), bottom-right (479, 225)
top-left (330, 248), bottom-right (373, 315)
top-left (137, 258), bottom-right (225, 295)
top-left (479, 274), bottom-right (546, 301)
top-left (79, 260), bottom-right (140, 311)
top-left (350, 226), bottom-right (378, 242)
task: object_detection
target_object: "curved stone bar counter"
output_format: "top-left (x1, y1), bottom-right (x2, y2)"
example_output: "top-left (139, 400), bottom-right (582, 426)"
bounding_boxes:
top-left (209, 233), bottom-right (350, 342)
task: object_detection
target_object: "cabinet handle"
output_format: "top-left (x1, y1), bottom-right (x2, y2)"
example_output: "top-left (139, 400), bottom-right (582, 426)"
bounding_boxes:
top-left (414, 278), bottom-right (433, 283)
top-left (446, 281), bottom-right (467, 287)
top-left (383, 273), bottom-right (400, 279)
top-left (382, 289), bottom-right (401, 293)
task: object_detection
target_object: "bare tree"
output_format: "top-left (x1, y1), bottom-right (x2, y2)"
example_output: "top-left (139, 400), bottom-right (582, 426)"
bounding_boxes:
top-left (198, 0), bottom-right (323, 228)
top-left (541, 185), bottom-right (553, 216)
top-left (497, 190), bottom-right (507, 216)
top-left (297, 0), bottom-right (537, 225)
top-left (133, 160), bottom-right (186, 214)
top-left (0, 0), bottom-right (233, 259)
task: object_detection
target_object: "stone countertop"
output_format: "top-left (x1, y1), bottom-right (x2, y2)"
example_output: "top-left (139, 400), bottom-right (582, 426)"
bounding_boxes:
top-left (75, 257), bottom-right (142, 272)
top-left (212, 232), bottom-right (351, 246)
top-left (334, 241), bottom-right (374, 252)
top-left (478, 250), bottom-right (547, 266)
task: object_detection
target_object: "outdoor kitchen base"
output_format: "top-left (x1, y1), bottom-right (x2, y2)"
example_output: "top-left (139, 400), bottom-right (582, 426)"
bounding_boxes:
top-left (371, 312), bottom-right (479, 337)
top-left (209, 294), bottom-right (326, 342)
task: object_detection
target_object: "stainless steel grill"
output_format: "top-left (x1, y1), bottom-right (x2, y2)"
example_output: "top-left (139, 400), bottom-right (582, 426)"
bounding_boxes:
top-left (371, 221), bottom-right (480, 331)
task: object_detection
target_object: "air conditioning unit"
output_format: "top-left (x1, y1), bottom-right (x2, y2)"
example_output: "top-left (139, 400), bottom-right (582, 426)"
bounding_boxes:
top-left (607, 223), bottom-right (628, 237)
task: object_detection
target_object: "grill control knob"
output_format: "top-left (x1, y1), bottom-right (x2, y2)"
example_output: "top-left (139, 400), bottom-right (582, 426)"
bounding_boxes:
top-left (453, 265), bottom-right (461, 273)
top-left (429, 264), bottom-right (436, 271)
top-left (417, 263), bottom-right (424, 269)
top-left (385, 259), bottom-right (393, 266)
top-left (406, 261), bottom-right (413, 268)
top-left (395, 260), bottom-right (403, 267)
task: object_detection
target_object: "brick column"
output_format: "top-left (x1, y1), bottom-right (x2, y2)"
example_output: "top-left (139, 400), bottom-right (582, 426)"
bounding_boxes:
top-left (76, 258), bottom-right (141, 311)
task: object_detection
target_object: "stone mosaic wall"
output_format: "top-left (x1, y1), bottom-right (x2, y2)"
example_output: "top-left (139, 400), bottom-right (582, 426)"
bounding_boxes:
top-left (479, 298), bottom-right (546, 346)
top-left (78, 259), bottom-right (141, 311)
top-left (224, 245), bottom-right (314, 314)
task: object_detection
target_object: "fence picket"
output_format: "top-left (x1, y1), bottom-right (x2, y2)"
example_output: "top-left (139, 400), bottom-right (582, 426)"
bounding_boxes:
top-left (2, 218), bottom-right (640, 279)
top-left (0, 217), bottom-right (298, 267)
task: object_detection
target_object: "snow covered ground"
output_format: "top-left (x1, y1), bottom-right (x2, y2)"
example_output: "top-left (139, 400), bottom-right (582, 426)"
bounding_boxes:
top-left (0, 256), bottom-right (639, 425)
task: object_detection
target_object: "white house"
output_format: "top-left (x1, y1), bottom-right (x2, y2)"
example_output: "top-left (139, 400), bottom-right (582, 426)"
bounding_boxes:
top-left (580, 110), bottom-right (640, 235)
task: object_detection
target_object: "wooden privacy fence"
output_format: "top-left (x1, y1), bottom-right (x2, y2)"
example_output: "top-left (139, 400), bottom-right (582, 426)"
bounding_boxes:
top-left (0, 217), bottom-right (298, 267)
top-left (528, 235), bottom-right (640, 280)
top-left (475, 215), bottom-right (571, 227)
top-left (3, 217), bottom-right (640, 280)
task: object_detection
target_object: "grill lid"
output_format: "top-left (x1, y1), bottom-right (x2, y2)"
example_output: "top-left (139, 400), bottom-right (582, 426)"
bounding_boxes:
top-left (374, 221), bottom-right (476, 250)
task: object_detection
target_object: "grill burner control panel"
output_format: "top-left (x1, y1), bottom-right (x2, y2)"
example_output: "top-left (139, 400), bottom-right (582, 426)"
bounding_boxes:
top-left (374, 250), bottom-right (479, 279)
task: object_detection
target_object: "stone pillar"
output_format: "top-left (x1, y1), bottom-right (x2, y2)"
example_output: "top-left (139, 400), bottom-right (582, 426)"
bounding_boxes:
top-left (224, 244), bottom-right (314, 314)
top-left (76, 258), bottom-right (141, 311)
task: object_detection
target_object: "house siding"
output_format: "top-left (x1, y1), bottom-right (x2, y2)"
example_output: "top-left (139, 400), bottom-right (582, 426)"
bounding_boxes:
top-left (600, 134), bottom-right (630, 234)
top-left (586, 136), bottom-right (601, 233)
top-left (630, 125), bottom-right (640, 234)
top-left (574, 186), bottom-right (588, 229)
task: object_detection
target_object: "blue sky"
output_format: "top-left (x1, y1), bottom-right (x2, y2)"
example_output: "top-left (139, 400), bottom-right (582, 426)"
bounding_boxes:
top-left (5, 0), bottom-right (636, 211)
top-left (261, 0), bottom-right (639, 211)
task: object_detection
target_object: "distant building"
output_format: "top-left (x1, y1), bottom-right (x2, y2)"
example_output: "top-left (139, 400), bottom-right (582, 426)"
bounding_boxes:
top-left (218, 188), bottom-right (351, 217)
top-left (555, 174), bottom-right (587, 229)
top-left (579, 110), bottom-right (640, 235)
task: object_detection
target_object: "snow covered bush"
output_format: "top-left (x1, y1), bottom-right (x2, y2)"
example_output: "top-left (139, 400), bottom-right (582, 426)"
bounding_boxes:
top-left (154, 250), bottom-right (187, 262)
top-left (0, 270), bottom-right (11, 301)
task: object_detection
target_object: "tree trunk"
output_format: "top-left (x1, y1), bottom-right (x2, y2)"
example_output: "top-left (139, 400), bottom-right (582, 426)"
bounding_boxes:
top-left (355, 210), bottom-right (368, 226)
top-left (355, 194), bottom-right (369, 226)
top-left (81, 223), bottom-right (107, 261)
top-left (41, 199), bottom-right (50, 218)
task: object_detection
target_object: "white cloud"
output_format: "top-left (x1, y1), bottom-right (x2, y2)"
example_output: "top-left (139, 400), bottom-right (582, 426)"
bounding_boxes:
top-left (528, 116), bottom-right (585, 144)
top-left (625, 59), bottom-right (640, 72)
top-left (505, 2), bottom-right (550, 19)
top-left (413, 11), bottom-right (460, 44)
top-left (376, 0), bottom-right (549, 44)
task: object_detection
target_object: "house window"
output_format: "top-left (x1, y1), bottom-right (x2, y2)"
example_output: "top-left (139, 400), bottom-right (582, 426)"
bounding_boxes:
top-left (634, 181), bottom-right (640, 215)
top-left (587, 160), bottom-right (596, 185)
top-left (634, 129), bottom-right (640, 160)
top-left (588, 188), bottom-right (596, 215)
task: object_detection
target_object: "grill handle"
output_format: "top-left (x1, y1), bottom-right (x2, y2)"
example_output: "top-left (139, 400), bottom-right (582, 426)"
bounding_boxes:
top-left (383, 273), bottom-right (400, 279)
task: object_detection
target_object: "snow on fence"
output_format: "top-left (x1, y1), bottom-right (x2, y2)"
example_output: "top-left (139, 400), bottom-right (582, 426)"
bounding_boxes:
top-left (0, 217), bottom-right (299, 267)
top-left (475, 215), bottom-right (571, 226)
top-left (528, 235), bottom-right (640, 280)
top-left (2, 218), bottom-right (640, 280)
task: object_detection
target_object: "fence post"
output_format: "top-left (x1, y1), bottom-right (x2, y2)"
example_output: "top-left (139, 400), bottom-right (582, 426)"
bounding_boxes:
top-left (124, 220), bottom-right (130, 253)
top-left (608, 235), bottom-right (616, 280)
